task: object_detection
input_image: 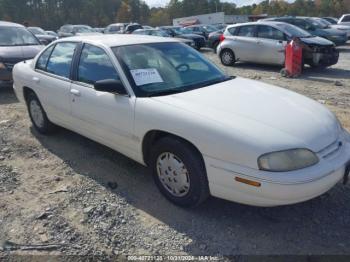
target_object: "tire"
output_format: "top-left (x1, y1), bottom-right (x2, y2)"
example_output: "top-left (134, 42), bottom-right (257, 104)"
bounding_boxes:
top-left (26, 91), bottom-right (56, 135)
top-left (150, 136), bottom-right (210, 208)
top-left (220, 49), bottom-right (235, 66)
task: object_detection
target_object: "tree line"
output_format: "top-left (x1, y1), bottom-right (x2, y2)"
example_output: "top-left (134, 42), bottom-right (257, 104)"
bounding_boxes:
top-left (0, 0), bottom-right (349, 30)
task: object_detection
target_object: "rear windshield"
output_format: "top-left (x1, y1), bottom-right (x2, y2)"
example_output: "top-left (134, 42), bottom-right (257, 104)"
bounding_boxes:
top-left (0, 27), bottom-right (40, 46)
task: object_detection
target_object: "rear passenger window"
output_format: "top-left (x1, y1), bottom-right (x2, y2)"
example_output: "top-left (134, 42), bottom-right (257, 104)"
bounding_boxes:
top-left (237, 26), bottom-right (256, 37)
top-left (46, 42), bottom-right (77, 78)
top-left (78, 44), bottom-right (119, 85)
top-left (257, 26), bottom-right (285, 41)
top-left (36, 45), bottom-right (54, 71)
top-left (227, 27), bottom-right (237, 35)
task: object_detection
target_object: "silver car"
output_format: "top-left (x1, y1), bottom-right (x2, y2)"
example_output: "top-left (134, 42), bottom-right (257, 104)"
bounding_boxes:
top-left (217, 21), bottom-right (339, 68)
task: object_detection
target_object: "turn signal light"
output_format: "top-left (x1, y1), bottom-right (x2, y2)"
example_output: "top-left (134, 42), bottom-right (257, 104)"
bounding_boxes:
top-left (235, 177), bottom-right (261, 187)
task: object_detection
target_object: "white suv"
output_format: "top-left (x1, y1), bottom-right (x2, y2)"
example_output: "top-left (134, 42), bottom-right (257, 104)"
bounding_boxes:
top-left (339, 14), bottom-right (350, 25)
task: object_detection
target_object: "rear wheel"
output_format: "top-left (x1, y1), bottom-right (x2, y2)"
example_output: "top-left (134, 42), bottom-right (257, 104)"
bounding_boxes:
top-left (26, 92), bottom-right (56, 134)
top-left (220, 49), bottom-right (235, 66)
top-left (150, 137), bottom-right (210, 207)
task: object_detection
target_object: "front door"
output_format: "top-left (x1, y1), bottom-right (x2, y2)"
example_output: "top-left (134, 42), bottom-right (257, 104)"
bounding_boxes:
top-left (69, 44), bottom-right (136, 155)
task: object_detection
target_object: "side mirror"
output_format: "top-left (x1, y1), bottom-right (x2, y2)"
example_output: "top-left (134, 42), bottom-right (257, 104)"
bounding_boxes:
top-left (94, 79), bottom-right (128, 95)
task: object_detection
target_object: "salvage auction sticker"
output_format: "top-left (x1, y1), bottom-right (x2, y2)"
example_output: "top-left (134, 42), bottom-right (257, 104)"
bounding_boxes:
top-left (130, 68), bottom-right (164, 86)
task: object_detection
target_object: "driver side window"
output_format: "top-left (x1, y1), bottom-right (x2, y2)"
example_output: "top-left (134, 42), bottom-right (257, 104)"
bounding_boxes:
top-left (78, 44), bottom-right (120, 85)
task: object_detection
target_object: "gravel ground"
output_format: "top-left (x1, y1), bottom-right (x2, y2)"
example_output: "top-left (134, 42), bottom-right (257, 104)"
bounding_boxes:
top-left (0, 43), bottom-right (349, 260)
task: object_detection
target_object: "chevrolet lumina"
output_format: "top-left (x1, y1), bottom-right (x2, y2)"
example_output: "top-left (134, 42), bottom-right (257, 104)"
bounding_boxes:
top-left (12, 35), bottom-right (350, 207)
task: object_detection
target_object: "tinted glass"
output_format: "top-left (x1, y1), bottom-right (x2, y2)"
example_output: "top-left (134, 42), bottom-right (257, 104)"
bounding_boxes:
top-left (78, 44), bottom-right (119, 85)
top-left (0, 27), bottom-right (40, 46)
top-left (277, 23), bottom-right (311, 38)
top-left (257, 25), bottom-right (285, 40)
top-left (293, 19), bottom-right (309, 30)
top-left (342, 15), bottom-right (350, 22)
top-left (113, 42), bottom-right (228, 97)
top-left (36, 45), bottom-right (55, 71)
top-left (28, 27), bottom-right (46, 35)
top-left (46, 42), bottom-right (77, 78)
top-left (228, 27), bottom-right (237, 35)
top-left (237, 25), bottom-right (256, 37)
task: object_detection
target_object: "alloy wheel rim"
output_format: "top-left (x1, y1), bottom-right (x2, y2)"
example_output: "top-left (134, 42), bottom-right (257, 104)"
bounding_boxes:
top-left (156, 152), bottom-right (190, 197)
top-left (222, 51), bottom-right (233, 64)
top-left (30, 100), bottom-right (44, 128)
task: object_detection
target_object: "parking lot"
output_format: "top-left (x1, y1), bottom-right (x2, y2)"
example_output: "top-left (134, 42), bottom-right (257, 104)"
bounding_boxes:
top-left (0, 43), bottom-right (350, 258)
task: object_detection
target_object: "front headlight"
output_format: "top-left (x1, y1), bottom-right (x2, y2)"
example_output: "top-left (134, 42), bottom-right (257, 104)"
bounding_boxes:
top-left (258, 149), bottom-right (319, 172)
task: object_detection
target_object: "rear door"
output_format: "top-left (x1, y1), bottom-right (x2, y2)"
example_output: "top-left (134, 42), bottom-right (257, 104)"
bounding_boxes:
top-left (69, 43), bottom-right (136, 155)
top-left (256, 25), bottom-right (287, 65)
top-left (233, 25), bottom-right (258, 62)
top-left (33, 42), bottom-right (77, 125)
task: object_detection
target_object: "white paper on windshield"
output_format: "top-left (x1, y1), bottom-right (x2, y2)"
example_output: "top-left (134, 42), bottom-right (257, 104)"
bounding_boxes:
top-left (130, 68), bottom-right (163, 86)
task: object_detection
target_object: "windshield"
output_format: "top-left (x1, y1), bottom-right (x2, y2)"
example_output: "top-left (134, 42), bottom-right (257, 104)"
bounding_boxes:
top-left (0, 27), bottom-right (40, 46)
top-left (113, 42), bottom-right (229, 97)
top-left (307, 18), bottom-right (326, 29)
top-left (278, 23), bottom-right (312, 38)
top-left (152, 30), bottom-right (170, 37)
top-left (203, 25), bottom-right (218, 33)
top-left (315, 18), bottom-right (331, 27)
top-left (179, 28), bottom-right (192, 34)
top-left (28, 27), bottom-right (46, 35)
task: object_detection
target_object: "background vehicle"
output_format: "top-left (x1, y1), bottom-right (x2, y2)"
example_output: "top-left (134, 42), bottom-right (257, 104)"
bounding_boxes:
top-left (94, 27), bottom-right (105, 33)
top-left (13, 35), bottom-right (350, 208)
top-left (58, 25), bottom-right (99, 38)
top-left (124, 23), bottom-right (143, 34)
top-left (45, 31), bottom-right (58, 37)
top-left (142, 25), bottom-right (154, 30)
top-left (27, 27), bottom-right (57, 45)
top-left (262, 16), bottom-right (347, 45)
top-left (218, 21), bottom-right (339, 68)
top-left (0, 21), bottom-right (43, 88)
top-left (159, 26), bottom-right (206, 50)
top-left (184, 24), bottom-right (218, 39)
top-left (314, 18), bottom-right (350, 39)
top-left (322, 17), bottom-right (339, 24)
top-left (338, 14), bottom-right (350, 25)
top-left (132, 29), bottom-right (195, 48)
top-left (104, 23), bottom-right (128, 34)
top-left (208, 30), bottom-right (224, 52)
top-left (133, 29), bottom-right (170, 37)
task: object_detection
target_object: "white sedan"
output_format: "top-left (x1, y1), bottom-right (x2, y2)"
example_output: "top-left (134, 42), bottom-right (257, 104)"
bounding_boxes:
top-left (13, 35), bottom-right (350, 207)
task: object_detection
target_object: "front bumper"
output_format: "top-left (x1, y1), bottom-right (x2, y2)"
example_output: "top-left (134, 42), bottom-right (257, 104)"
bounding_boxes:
top-left (304, 47), bottom-right (339, 67)
top-left (205, 131), bottom-right (350, 207)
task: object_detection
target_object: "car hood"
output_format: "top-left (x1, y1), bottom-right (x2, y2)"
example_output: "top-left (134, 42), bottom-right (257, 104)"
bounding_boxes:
top-left (151, 77), bottom-right (338, 153)
top-left (300, 36), bottom-right (334, 46)
top-left (0, 45), bottom-right (43, 62)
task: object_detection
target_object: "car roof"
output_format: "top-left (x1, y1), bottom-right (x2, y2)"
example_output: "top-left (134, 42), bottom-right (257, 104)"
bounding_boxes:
top-left (57, 34), bottom-right (179, 47)
top-left (0, 21), bottom-right (24, 27)
top-left (228, 21), bottom-right (288, 27)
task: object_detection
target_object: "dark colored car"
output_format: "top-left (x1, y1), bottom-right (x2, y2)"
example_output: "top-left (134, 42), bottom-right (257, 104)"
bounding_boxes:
top-left (322, 17), bottom-right (339, 24)
top-left (57, 25), bottom-right (98, 38)
top-left (262, 17), bottom-right (347, 45)
top-left (0, 21), bottom-right (43, 88)
top-left (124, 23), bottom-right (143, 34)
top-left (27, 27), bottom-right (57, 45)
top-left (184, 24), bottom-right (219, 39)
top-left (208, 30), bottom-right (224, 52)
top-left (132, 29), bottom-right (196, 48)
top-left (158, 26), bottom-right (206, 50)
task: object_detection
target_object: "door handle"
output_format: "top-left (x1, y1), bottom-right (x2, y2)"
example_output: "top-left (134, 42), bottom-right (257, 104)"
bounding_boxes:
top-left (32, 77), bottom-right (40, 83)
top-left (70, 89), bottom-right (81, 97)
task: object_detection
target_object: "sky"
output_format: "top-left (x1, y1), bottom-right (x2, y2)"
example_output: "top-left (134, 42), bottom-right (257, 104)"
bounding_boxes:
top-left (144, 0), bottom-right (271, 8)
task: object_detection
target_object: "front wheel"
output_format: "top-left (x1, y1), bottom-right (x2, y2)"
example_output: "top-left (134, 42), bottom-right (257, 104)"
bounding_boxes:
top-left (220, 49), bottom-right (235, 66)
top-left (150, 137), bottom-right (210, 207)
top-left (27, 92), bottom-right (56, 134)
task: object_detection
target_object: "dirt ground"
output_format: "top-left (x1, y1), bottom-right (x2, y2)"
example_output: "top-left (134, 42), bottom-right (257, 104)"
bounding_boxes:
top-left (0, 43), bottom-right (350, 260)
